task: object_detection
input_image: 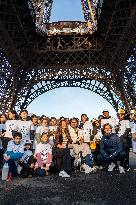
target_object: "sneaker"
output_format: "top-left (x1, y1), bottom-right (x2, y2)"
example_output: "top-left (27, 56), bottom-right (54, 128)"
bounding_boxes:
top-left (91, 167), bottom-right (97, 173)
top-left (94, 166), bottom-right (103, 170)
top-left (84, 165), bottom-right (93, 174)
top-left (59, 170), bottom-right (70, 178)
top-left (80, 163), bottom-right (86, 172)
top-left (119, 166), bottom-right (125, 174)
top-left (108, 162), bottom-right (116, 172)
top-left (46, 171), bottom-right (49, 176)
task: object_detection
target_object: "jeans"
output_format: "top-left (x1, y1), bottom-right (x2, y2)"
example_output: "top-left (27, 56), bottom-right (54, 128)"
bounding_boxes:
top-left (85, 154), bottom-right (94, 167)
top-left (53, 147), bottom-right (71, 172)
top-left (97, 151), bottom-right (126, 167)
top-left (7, 159), bottom-right (18, 177)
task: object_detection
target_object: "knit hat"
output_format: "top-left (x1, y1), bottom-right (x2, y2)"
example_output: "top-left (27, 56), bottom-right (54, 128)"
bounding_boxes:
top-left (24, 139), bottom-right (32, 145)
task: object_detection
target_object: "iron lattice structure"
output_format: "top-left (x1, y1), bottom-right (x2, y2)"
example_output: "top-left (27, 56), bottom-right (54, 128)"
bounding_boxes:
top-left (0, 0), bottom-right (136, 113)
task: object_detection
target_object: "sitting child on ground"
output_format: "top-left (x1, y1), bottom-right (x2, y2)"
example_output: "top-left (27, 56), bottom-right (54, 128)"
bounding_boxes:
top-left (19, 139), bottom-right (37, 178)
top-left (35, 132), bottom-right (52, 177)
top-left (4, 132), bottom-right (24, 181)
top-left (73, 137), bottom-right (96, 174)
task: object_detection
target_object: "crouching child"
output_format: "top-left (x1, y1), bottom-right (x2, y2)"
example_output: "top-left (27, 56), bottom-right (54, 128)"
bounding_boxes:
top-left (35, 133), bottom-right (52, 177)
top-left (4, 132), bottom-right (24, 181)
top-left (73, 137), bottom-right (96, 174)
top-left (19, 139), bottom-right (37, 178)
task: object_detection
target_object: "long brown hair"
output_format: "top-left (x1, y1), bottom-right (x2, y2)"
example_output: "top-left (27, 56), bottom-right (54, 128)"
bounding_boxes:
top-left (55, 120), bottom-right (72, 145)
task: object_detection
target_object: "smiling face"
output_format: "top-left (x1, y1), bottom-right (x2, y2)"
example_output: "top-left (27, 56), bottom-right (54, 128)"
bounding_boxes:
top-left (103, 124), bottom-right (112, 135)
top-left (50, 118), bottom-right (57, 126)
top-left (130, 113), bottom-right (134, 120)
top-left (70, 119), bottom-right (78, 129)
top-left (119, 113), bottom-right (125, 120)
top-left (103, 111), bottom-right (109, 118)
top-left (81, 115), bottom-right (87, 123)
top-left (61, 120), bottom-right (67, 129)
top-left (8, 112), bottom-right (15, 120)
top-left (95, 120), bottom-right (100, 127)
top-left (32, 116), bottom-right (38, 125)
top-left (42, 118), bottom-right (48, 126)
top-left (24, 144), bottom-right (31, 150)
top-left (41, 134), bottom-right (49, 143)
top-left (0, 114), bottom-right (6, 123)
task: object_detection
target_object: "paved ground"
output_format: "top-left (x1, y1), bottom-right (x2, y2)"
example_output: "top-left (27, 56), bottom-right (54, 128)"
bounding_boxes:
top-left (0, 153), bottom-right (136, 205)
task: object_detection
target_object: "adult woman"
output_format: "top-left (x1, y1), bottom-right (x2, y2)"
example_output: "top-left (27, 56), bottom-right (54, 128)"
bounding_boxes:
top-left (53, 120), bottom-right (72, 178)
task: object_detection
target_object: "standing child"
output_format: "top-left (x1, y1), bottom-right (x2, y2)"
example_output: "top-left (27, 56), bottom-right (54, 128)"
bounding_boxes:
top-left (3, 110), bottom-right (18, 148)
top-left (35, 133), bottom-right (52, 177)
top-left (4, 132), bottom-right (24, 181)
top-left (18, 110), bottom-right (35, 142)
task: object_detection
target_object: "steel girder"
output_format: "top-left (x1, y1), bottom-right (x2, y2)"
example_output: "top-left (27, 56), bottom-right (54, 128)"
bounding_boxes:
top-left (0, 0), bottom-right (136, 113)
top-left (31, 0), bottom-right (101, 31)
top-left (14, 67), bottom-right (124, 111)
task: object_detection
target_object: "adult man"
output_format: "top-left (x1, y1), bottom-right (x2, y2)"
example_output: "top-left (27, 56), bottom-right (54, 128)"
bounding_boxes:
top-left (117, 109), bottom-right (131, 170)
top-left (101, 110), bottom-right (118, 133)
top-left (98, 123), bottom-right (126, 173)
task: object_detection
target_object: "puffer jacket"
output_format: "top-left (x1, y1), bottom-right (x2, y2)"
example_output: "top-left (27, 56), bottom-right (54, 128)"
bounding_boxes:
top-left (100, 133), bottom-right (123, 158)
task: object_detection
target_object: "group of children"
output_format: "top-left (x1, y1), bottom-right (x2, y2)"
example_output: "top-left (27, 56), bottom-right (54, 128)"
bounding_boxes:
top-left (0, 108), bottom-right (136, 181)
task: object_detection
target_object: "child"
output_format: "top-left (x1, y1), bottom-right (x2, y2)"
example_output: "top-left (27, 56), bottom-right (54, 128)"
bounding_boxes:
top-left (35, 132), bottom-right (52, 177)
top-left (18, 110), bottom-right (35, 142)
top-left (4, 132), bottom-right (24, 181)
top-left (19, 139), bottom-right (37, 178)
top-left (3, 110), bottom-right (18, 148)
top-left (73, 137), bottom-right (96, 174)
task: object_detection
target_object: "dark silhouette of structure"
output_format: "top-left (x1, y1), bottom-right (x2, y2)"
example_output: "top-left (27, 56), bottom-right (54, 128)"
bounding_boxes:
top-left (0, 0), bottom-right (135, 112)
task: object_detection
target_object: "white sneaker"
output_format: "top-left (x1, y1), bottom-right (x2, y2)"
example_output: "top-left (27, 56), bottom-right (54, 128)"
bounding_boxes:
top-left (74, 157), bottom-right (81, 167)
top-left (85, 165), bottom-right (91, 174)
top-left (108, 162), bottom-right (116, 172)
top-left (94, 166), bottom-right (103, 170)
top-left (80, 163), bottom-right (86, 172)
top-left (59, 170), bottom-right (70, 178)
top-left (84, 165), bottom-right (94, 174)
top-left (91, 167), bottom-right (97, 173)
top-left (119, 166), bottom-right (125, 174)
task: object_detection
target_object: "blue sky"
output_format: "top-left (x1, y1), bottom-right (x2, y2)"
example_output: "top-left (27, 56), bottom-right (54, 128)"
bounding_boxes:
top-left (28, 87), bottom-right (117, 120)
top-left (50, 0), bottom-right (84, 22)
top-left (28, 1), bottom-right (117, 120)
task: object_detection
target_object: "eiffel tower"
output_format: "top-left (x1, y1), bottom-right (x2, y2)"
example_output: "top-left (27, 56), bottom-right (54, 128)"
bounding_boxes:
top-left (0, 0), bottom-right (136, 112)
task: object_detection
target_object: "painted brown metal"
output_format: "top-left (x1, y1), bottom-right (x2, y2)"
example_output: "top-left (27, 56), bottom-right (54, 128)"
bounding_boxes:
top-left (0, 0), bottom-right (135, 112)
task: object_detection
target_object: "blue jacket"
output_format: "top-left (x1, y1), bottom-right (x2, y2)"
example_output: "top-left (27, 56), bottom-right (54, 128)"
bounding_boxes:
top-left (100, 133), bottom-right (123, 158)
top-left (6, 140), bottom-right (24, 160)
top-left (6, 151), bottom-right (23, 160)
